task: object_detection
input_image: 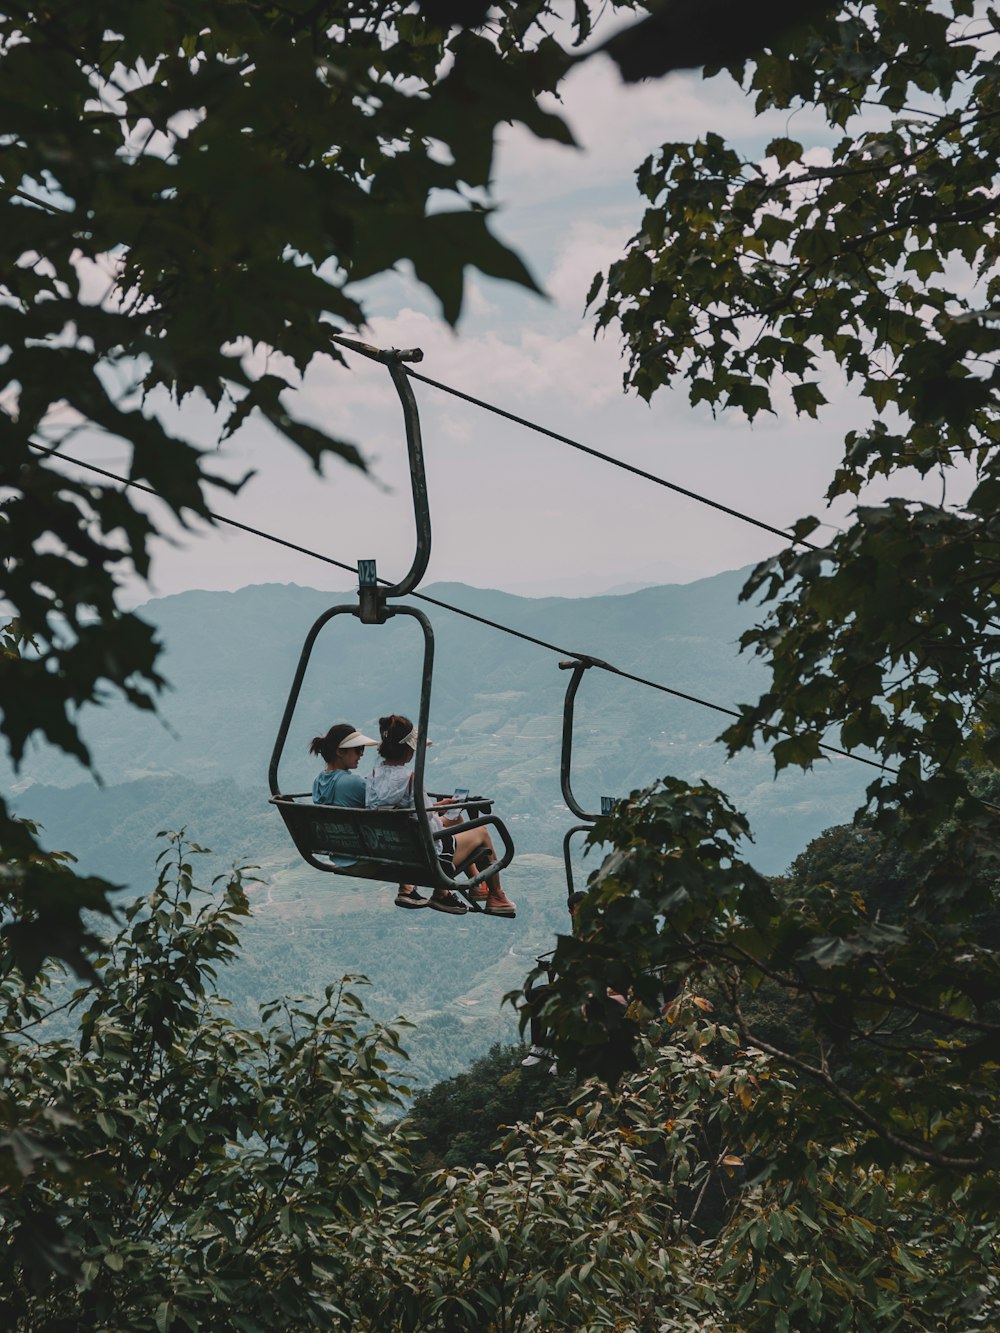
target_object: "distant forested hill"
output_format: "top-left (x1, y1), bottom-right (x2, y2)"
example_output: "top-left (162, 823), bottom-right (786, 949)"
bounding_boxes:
top-left (9, 573), bottom-right (872, 1084)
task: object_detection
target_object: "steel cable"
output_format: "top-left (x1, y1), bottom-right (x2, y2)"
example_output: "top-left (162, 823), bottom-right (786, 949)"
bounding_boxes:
top-left (27, 440), bottom-right (888, 774)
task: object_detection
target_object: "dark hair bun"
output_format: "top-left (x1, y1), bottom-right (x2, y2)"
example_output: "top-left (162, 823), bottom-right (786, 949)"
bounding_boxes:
top-left (376, 714), bottom-right (414, 761)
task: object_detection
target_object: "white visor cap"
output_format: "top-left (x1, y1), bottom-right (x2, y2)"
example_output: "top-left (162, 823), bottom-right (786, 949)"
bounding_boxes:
top-left (338, 730), bottom-right (378, 749)
top-left (400, 727), bottom-right (431, 749)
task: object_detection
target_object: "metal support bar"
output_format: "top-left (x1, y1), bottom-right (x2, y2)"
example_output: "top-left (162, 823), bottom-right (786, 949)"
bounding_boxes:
top-left (330, 334), bottom-right (431, 601)
top-left (563, 823), bottom-right (598, 900)
top-left (558, 656), bottom-right (611, 822)
top-left (271, 333), bottom-right (517, 897)
top-left (269, 603), bottom-right (360, 797)
top-left (559, 657), bottom-right (622, 901)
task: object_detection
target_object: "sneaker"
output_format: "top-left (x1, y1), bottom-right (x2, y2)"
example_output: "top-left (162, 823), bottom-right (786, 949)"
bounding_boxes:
top-left (521, 1045), bottom-right (551, 1067)
top-left (429, 890), bottom-right (469, 916)
top-left (548, 1061), bottom-right (558, 1076)
top-left (468, 885), bottom-right (489, 903)
top-left (484, 889), bottom-right (516, 918)
top-left (395, 888), bottom-right (429, 909)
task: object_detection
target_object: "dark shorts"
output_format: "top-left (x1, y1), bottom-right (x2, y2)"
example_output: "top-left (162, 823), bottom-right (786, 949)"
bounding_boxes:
top-left (438, 832), bottom-right (457, 877)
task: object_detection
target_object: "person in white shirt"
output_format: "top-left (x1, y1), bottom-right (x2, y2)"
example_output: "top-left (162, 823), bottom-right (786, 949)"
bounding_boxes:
top-left (366, 713), bottom-right (516, 919)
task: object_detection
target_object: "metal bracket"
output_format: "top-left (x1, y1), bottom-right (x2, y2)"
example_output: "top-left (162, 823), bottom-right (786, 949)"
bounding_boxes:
top-left (559, 659), bottom-right (620, 901)
top-left (357, 558), bottom-right (384, 625)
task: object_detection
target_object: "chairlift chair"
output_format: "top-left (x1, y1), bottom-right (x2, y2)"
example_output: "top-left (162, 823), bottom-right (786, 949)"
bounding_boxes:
top-left (268, 338), bottom-right (514, 903)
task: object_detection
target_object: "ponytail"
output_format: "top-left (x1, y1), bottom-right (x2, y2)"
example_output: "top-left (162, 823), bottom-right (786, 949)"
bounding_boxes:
top-left (310, 722), bottom-right (358, 765)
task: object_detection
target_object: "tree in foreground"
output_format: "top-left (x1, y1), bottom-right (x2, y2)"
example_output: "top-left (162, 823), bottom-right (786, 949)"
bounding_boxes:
top-left (536, 0), bottom-right (1000, 1188)
top-left (0, 835), bottom-right (413, 1329)
top-left (6, 835), bottom-right (997, 1330)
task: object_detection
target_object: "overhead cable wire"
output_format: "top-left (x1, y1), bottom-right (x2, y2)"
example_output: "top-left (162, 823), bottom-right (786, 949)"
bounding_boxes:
top-left (400, 364), bottom-right (823, 553)
top-left (28, 440), bottom-right (888, 775)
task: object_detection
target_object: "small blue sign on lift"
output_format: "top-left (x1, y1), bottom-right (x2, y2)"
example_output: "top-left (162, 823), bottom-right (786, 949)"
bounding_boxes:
top-left (358, 559), bottom-right (378, 587)
top-left (600, 796), bottom-right (615, 815)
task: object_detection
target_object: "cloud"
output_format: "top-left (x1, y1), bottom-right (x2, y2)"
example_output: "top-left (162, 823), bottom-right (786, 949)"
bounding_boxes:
top-left (100, 44), bottom-right (971, 607)
top-left (545, 220), bottom-right (631, 310)
top-left (496, 58), bottom-right (838, 210)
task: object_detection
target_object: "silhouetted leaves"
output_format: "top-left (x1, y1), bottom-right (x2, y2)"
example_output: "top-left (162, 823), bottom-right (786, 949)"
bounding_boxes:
top-left (599, 0), bottom-right (839, 83)
top-left (575, 6), bottom-right (1000, 1155)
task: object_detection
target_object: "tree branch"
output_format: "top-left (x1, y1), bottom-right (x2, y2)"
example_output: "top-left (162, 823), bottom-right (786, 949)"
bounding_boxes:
top-left (731, 996), bottom-right (983, 1170)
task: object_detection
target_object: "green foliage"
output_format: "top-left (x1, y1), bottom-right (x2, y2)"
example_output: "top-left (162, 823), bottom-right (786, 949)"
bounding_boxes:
top-left (588, 0), bottom-right (1000, 837)
top-left (587, 0), bottom-right (1000, 852)
top-left (593, 1), bottom-right (998, 438)
top-left (405, 1042), bottom-right (572, 1172)
top-left (339, 993), bottom-right (1000, 1329)
top-left (534, 776), bottom-right (768, 1081)
top-left (0, 834), bottom-right (413, 1329)
top-left (5, 832), bottom-right (999, 1329)
top-left (0, 0), bottom-right (579, 770)
top-left (0, 623), bottom-right (120, 980)
top-left (0, 804), bottom-right (116, 984)
top-left (563, 3), bottom-right (1000, 1204)
top-left (542, 778), bottom-right (1000, 1238)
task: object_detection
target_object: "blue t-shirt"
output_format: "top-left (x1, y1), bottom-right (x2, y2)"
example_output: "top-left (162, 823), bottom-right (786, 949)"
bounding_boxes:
top-left (312, 769), bottom-right (366, 807)
top-left (312, 768), bottom-right (366, 867)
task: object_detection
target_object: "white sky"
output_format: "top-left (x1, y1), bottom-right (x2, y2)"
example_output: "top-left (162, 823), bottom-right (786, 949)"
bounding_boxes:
top-left (63, 48), bottom-right (963, 604)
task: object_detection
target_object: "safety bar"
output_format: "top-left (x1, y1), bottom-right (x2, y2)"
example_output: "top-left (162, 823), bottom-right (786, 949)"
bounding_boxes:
top-left (440, 810), bottom-right (516, 892)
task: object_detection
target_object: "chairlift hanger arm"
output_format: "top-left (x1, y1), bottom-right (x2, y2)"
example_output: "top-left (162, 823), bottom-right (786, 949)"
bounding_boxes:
top-left (558, 656), bottom-right (611, 822)
top-left (330, 334), bottom-right (431, 603)
top-left (270, 332), bottom-right (519, 899)
top-left (269, 602), bottom-right (359, 797)
top-left (563, 823), bottom-right (592, 899)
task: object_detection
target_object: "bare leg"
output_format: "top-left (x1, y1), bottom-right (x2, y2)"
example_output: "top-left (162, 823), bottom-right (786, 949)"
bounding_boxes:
top-left (451, 828), bottom-right (515, 916)
top-left (452, 828), bottom-right (502, 888)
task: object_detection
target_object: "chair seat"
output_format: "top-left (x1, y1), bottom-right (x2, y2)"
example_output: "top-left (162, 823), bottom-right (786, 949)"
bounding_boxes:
top-left (270, 795), bottom-right (447, 884)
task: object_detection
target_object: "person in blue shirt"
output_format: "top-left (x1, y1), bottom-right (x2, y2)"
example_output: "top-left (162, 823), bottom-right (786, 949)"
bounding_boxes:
top-left (309, 722), bottom-right (378, 806)
top-left (309, 722), bottom-right (379, 872)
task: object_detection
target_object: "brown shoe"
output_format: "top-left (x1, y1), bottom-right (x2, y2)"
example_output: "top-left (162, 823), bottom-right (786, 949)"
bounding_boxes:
top-left (395, 887), bottom-right (429, 909)
top-left (468, 885), bottom-right (488, 903)
top-left (484, 889), bottom-right (516, 918)
top-left (429, 890), bottom-right (469, 916)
